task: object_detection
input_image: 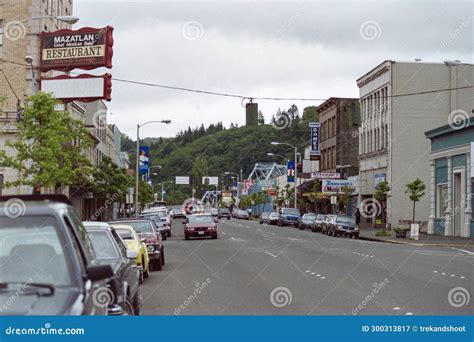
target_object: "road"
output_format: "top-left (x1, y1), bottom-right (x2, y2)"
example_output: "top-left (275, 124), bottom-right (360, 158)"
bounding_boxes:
top-left (140, 217), bottom-right (473, 315)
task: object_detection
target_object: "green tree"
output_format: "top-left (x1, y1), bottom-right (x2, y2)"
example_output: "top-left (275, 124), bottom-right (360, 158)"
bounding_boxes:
top-left (0, 92), bottom-right (94, 193)
top-left (91, 156), bottom-right (132, 201)
top-left (138, 181), bottom-right (154, 207)
top-left (405, 178), bottom-right (426, 224)
top-left (374, 181), bottom-right (391, 230)
top-left (339, 185), bottom-right (353, 213)
top-left (191, 156), bottom-right (209, 187)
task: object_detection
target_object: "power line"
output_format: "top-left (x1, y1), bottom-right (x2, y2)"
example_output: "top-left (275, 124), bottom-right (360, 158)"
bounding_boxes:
top-left (1, 59), bottom-right (473, 101)
top-left (0, 68), bottom-right (20, 101)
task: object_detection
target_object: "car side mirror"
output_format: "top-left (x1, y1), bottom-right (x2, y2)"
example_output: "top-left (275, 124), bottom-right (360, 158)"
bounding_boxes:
top-left (126, 250), bottom-right (138, 259)
top-left (86, 264), bottom-right (113, 282)
top-left (182, 220), bottom-right (187, 224)
top-left (140, 238), bottom-right (146, 243)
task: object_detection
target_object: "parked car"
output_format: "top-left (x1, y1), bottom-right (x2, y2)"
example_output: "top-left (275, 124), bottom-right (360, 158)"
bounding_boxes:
top-left (218, 208), bottom-right (231, 220)
top-left (173, 208), bottom-right (186, 219)
top-left (0, 195), bottom-right (113, 315)
top-left (260, 212), bottom-right (271, 224)
top-left (278, 208), bottom-right (301, 227)
top-left (210, 208), bottom-right (219, 217)
top-left (235, 209), bottom-right (250, 220)
top-left (312, 214), bottom-right (326, 232)
top-left (83, 222), bottom-right (142, 315)
top-left (139, 212), bottom-right (171, 238)
top-left (110, 219), bottom-right (164, 271)
top-left (268, 212), bottom-right (280, 225)
top-left (328, 215), bottom-right (359, 238)
top-left (298, 213), bottom-right (317, 230)
top-left (110, 224), bottom-right (149, 284)
top-left (321, 215), bottom-right (336, 234)
top-left (184, 214), bottom-right (218, 240)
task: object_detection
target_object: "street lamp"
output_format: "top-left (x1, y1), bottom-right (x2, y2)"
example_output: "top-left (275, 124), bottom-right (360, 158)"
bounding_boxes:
top-left (135, 120), bottom-right (171, 217)
top-left (267, 152), bottom-right (288, 162)
top-left (158, 180), bottom-right (173, 202)
top-left (225, 171), bottom-right (241, 208)
top-left (271, 141), bottom-right (298, 209)
top-left (17, 15), bottom-right (80, 25)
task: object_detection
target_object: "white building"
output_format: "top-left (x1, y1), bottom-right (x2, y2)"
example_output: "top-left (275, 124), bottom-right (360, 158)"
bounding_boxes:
top-left (357, 60), bottom-right (473, 228)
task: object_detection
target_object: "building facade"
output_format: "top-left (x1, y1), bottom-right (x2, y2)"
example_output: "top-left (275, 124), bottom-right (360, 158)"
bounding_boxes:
top-left (425, 118), bottom-right (473, 238)
top-left (357, 60), bottom-right (474, 228)
top-left (0, 0), bottom-right (74, 195)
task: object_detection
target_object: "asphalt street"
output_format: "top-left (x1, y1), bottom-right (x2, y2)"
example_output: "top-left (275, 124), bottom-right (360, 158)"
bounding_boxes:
top-left (140, 216), bottom-right (473, 315)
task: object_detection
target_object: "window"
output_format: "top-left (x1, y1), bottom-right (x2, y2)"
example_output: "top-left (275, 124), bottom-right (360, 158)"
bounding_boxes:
top-left (436, 183), bottom-right (448, 217)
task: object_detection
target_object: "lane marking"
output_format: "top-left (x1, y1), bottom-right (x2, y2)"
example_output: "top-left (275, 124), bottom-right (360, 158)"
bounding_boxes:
top-left (454, 248), bottom-right (474, 255)
top-left (264, 251), bottom-right (277, 258)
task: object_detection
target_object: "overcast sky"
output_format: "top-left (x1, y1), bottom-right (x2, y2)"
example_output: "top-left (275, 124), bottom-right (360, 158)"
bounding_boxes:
top-left (74, 0), bottom-right (473, 139)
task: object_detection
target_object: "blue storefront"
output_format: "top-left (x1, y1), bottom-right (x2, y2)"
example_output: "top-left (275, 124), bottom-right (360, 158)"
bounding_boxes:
top-left (425, 118), bottom-right (474, 238)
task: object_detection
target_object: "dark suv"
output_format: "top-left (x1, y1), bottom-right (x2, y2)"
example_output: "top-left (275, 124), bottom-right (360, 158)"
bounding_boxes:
top-left (0, 195), bottom-right (113, 315)
top-left (110, 219), bottom-right (165, 271)
top-left (278, 208), bottom-right (301, 227)
top-left (218, 208), bottom-right (231, 220)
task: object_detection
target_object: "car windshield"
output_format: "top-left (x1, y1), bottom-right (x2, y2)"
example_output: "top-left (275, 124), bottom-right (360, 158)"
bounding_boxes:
top-left (270, 212), bottom-right (279, 217)
top-left (282, 208), bottom-right (300, 216)
top-left (219, 209), bottom-right (230, 213)
top-left (303, 214), bottom-right (316, 219)
top-left (239, 210), bottom-right (248, 215)
top-left (0, 216), bottom-right (73, 286)
top-left (115, 221), bottom-right (154, 233)
top-left (141, 214), bottom-right (164, 222)
top-left (316, 215), bottom-right (325, 220)
top-left (337, 216), bottom-right (355, 224)
top-left (88, 231), bottom-right (119, 260)
top-left (115, 228), bottom-right (135, 241)
top-left (188, 215), bottom-right (215, 224)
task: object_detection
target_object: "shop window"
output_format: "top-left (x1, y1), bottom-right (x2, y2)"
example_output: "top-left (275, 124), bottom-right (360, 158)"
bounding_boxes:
top-left (436, 183), bottom-right (448, 217)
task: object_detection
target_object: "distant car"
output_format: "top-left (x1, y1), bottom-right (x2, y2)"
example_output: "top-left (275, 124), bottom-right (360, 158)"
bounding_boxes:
top-left (321, 215), bottom-right (336, 234)
top-left (235, 210), bottom-right (250, 220)
top-left (139, 212), bottom-right (171, 238)
top-left (328, 215), bottom-right (359, 238)
top-left (110, 224), bottom-right (150, 284)
top-left (110, 219), bottom-right (164, 271)
top-left (298, 213), bottom-right (317, 230)
top-left (268, 212), bottom-right (280, 225)
top-left (184, 214), bottom-right (218, 240)
top-left (278, 208), bottom-right (301, 227)
top-left (218, 208), bottom-right (231, 220)
top-left (173, 208), bottom-right (186, 219)
top-left (0, 195), bottom-right (113, 315)
top-left (210, 208), bottom-right (219, 217)
top-left (260, 212), bottom-right (271, 224)
top-left (83, 222), bottom-right (142, 315)
top-left (312, 214), bottom-right (326, 232)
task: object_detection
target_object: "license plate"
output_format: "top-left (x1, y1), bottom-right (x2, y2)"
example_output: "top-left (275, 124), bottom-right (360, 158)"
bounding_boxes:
top-left (198, 231), bottom-right (205, 235)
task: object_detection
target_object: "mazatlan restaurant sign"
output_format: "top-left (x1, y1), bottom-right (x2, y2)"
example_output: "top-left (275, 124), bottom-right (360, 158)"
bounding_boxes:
top-left (40, 26), bottom-right (114, 71)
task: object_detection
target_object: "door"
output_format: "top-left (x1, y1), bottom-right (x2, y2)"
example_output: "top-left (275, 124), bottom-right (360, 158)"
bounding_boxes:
top-left (453, 171), bottom-right (464, 236)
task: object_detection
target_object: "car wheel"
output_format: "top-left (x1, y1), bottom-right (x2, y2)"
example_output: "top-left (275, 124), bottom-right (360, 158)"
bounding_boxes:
top-left (133, 292), bottom-right (141, 316)
top-left (154, 257), bottom-right (162, 271)
top-left (162, 234), bottom-right (167, 241)
top-left (168, 231), bottom-right (172, 237)
top-left (138, 268), bottom-right (144, 284)
top-left (354, 234), bottom-right (359, 239)
top-left (143, 257), bottom-right (149, 279)
top-left (161, 246), bottom-right (165, 265)
top-left (185, 234), bottom-right (189, 240)
top-left (123, 298), bottom-right (135, 315)
top-left (227, 217), bottom-right (230, 220)
top-left (212, 234), bottom-right (218, 239)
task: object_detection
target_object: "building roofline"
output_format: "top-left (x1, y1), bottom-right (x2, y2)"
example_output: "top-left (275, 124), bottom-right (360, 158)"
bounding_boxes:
top-left (315, 97), bottom-right (359, 113)
top-left (424, 117), bottom-right (474, 139)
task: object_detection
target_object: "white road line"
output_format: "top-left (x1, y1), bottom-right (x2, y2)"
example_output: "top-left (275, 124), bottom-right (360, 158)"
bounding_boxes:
top-left (264, 251), bottom-right (277, 258)
top-left (454, 248), bottom-right (474, 255)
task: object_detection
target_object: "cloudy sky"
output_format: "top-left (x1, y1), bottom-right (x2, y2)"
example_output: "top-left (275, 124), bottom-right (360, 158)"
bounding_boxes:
top-left (74, 0), bottom-right (473, 138)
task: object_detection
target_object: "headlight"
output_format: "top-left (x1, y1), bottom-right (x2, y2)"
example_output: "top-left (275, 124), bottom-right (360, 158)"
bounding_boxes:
top-left (147, 245), bottom-right (155, 252)
top-left (337, 225), bottom-right (343, 230)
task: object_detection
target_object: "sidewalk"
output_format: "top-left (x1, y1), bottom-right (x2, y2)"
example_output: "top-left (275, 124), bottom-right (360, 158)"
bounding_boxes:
top-left (358, 226), bottom-right (474, 249)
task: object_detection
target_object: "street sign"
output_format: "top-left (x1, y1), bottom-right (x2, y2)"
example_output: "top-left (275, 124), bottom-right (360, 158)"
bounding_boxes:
top-left (311, 172), bottom-right (340, 179)
top-left (410, 223), bottom-right (419, 240)
top-left (309, 122), bottom-right (321, 156)
top-left (40, 73), bottom-right (112, 102)
top-left (40, 26), bottom-right (114, 71)
top-left (202, 176), bottom-right (219, 185)
top-left (330, 196), bottom-right (337, 205)
top-left (138, 146), bottom-right (149, 174)
top-left (287, 160), bottom-right (295, 183)
top-left (175, 176), bottom-right (190, 185)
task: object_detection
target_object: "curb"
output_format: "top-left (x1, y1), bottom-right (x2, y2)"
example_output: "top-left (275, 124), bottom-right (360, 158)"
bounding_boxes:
top-left (359, 235), bottom-right (473, 248)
